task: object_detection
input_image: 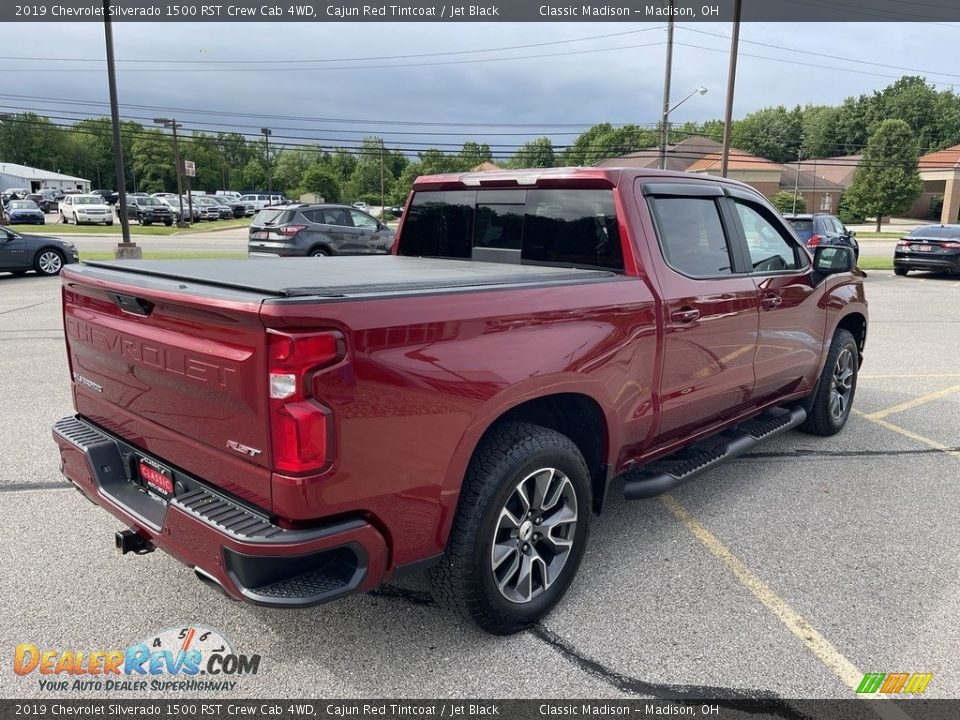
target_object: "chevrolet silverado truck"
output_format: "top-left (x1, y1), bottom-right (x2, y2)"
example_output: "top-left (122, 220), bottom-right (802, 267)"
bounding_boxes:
top-left (52, 168), bottom-right (866, 634)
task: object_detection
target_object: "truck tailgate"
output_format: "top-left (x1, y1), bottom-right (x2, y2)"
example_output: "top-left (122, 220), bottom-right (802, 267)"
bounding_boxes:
top-left (61, 263), bottom-right (274, 509)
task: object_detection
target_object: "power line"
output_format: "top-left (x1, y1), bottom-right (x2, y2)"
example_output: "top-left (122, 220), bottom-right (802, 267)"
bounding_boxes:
top-left (0, 27), bottom-right (664, 65)
top-left (0, 40), bottom-right (666, 73)
top-left (678, 25), bottom-right (960, 81)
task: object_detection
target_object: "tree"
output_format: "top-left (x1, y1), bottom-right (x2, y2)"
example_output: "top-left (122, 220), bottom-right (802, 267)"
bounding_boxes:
top-left (770, 191), bottom-right (806, 214)
top-left (459, 141), bottom-right (492, 167)
top-left (844, 119), bottom-right (923, 231)
top-left (297, 165), bottom-right (340, 202)
top-left (239, 158), bottom-right (267, 190)
top-left (561, 123), bottom-right (656, 166)
top-left (507, 137), bottom-right (555, 168)
top-left (0, 113), bottom-right (67, 171)
top-left (131, 129), bottom-right (177, 193)
top-left (732, 106), bottom-right (804, 163)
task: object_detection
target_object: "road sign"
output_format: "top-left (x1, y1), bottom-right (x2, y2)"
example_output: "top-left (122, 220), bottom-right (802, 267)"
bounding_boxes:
top-left (182, 160), bottom-right (196, 177)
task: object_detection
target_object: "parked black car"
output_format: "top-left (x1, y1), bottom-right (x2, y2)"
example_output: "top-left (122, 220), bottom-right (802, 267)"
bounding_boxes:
top-left (124, 196), bottom-right (174, 226)
top-left (25, 193), bottom-right (53, 213)
top-left (0, 225), bottom-right (78, 276)
top-left (3, 200), bottom-right (45, 225)
top-left (91, 189), bottom-right (120, 205)
top-left (247, 204), bottom-right (394, 257)
top-left (783, 213), bottom-right (859, 261)
top-left (210, 196), bottom-right (247, 219)
top-left (894, 224), bottom-right (960, 276)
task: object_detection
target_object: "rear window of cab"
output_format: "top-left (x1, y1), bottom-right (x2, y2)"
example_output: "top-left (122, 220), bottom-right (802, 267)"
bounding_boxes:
top-left (399, 188), bottom-right (623, 271)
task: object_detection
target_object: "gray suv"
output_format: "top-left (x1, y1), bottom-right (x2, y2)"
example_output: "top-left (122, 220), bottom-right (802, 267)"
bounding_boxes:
top-left (247, 204), bottom-right (394, 258)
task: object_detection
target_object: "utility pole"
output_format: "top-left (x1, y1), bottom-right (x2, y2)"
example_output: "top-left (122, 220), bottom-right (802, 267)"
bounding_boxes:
top-left (261, 128), bottom-right (272, 194)
top-left (380, 137), bottom-right (385, 219)
top-left (720, 0), bottom-right (742, 178)
top-left (102, 0), bottom-right (137, 257)
top-left (154, 118), bottom-right (187, 226)
top-left (658, 1), bottom-right (674, 171)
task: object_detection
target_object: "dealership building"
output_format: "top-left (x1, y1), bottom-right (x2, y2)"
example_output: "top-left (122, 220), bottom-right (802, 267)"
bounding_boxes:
top-left (0, 162), bottom-right (90, 193)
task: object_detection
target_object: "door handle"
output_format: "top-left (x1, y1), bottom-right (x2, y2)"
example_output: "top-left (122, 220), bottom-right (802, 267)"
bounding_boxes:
top-left (671, 308), bottom-right (700, 323)
top-left (761, 294), bottom-right (783, 309)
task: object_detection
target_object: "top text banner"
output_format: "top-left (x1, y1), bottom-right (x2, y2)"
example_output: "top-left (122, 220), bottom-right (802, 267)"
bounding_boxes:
top-left (5, 0), bottom-right (960, 22)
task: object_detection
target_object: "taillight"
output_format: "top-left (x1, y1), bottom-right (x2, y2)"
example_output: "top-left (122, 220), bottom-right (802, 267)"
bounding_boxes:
top-left (807, 234), bottom-right (822, 247)
top-left (897, 238), bottom-right (911, 247)
top-left (267, 331), bottom-right (344, 474)
top-left (279, 225), bottom-right (307, 237)
top-left (942, 241), bottom-right (960, 249)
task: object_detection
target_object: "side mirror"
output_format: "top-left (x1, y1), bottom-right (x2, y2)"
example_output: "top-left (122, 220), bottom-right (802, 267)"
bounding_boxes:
top-left (813, 245), bottom-right (855, 274)
top-left (848, 230), bottom-right (856, 237)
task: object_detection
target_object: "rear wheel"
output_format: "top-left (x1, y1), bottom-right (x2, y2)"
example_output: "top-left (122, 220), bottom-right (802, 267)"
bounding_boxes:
top-left (799, 329), bottom-right (858, 436)
top-left (310, 248), bottom-right (330, 257)
top-left (34, 249), bottom-right (64, 276)
top-left (428, 422), bottom-right (591, 634)
top-left (894, 267), bottom-right (908, 276)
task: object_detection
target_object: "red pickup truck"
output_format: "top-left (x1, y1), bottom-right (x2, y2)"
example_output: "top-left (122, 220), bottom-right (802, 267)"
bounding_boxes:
top-left (53, 168), bottom-right (866, 634)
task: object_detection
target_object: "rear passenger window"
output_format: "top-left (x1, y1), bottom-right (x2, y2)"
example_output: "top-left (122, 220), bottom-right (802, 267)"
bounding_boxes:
top-left (734, 202), bottom-right (802, 273)
top-left (649, 197), bottom-right (734, 277)
top-left (322, 208), bottom-right (352, 226)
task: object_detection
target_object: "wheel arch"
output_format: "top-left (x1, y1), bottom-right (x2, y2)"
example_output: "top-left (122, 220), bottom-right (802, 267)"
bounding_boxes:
top-left (835, 310), bottom-right (867, 367)
top-left (440, 388), bottom-right (614, 546)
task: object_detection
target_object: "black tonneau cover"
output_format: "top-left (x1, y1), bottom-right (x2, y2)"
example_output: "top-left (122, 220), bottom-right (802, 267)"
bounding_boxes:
top-left (82, 256), bottom-right (617, 299)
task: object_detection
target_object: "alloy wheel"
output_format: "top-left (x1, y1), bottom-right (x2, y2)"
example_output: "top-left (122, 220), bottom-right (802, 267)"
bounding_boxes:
top-left (38, 251), bottom-right (62, 275)
top-left (490, 467), bottom-right (578, 604)
top-left (830, 348), bottom-right (855, 421)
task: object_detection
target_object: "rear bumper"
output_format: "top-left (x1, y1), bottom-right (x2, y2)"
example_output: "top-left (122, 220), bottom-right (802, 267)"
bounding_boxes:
top-left (894, 253), bottom-right (960, 272)
top-left (53, 415), bottom-right (388, 608)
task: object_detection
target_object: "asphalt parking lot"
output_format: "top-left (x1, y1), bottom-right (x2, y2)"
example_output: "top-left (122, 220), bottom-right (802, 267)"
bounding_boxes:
top-left (0, 268), bottom-right (957, 702)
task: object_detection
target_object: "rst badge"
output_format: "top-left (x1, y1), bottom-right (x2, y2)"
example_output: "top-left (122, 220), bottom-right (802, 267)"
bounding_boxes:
top-left (226, 440), bottom-right (262, 458)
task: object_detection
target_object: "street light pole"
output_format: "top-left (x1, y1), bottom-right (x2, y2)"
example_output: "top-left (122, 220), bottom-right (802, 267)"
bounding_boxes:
top-left (720, 0), bottom-right (743, 178)
top-left (662, 87), bottom-right (708, 167)
top-left (261, 128), bottom-right (272, 194)
top-left (380, 137), bottom-right (385, 219)
top-left (658, 2), bottom-right (674, 171)
top-left (154, 118), bottom-right (187, 227)
top-left (102, 0), bottom-right (138, 257)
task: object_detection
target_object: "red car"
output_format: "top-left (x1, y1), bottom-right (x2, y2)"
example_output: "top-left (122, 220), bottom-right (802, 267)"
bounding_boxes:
top-left (53, 168), bottom-right (866, 634)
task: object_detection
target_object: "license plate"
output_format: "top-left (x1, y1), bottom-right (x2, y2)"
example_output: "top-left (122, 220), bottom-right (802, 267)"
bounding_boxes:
top-left (138, 458), bottom-right (174, 498)
top-left (253, 231), bottom-right (268, 239)
top-left (918, 244), bottom-right (932, 252)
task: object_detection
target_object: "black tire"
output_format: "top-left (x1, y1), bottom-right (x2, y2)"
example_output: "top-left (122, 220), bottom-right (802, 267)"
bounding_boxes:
top-left (164, 219), bottom-right (172, 227)
top-left (142, 219), bottom-right (152, 226)
top-left (310, 248), bottom-right (330, 257)
top-left (106, 221), bottom-right (113, 226)
top-left (427, 422), bottom-right (592, 635)
top-left (799, 329), bottom-right (859, 436)
top-left (894, 267), bottom-right (908, 276)
top-left (33, 248), bottom-right (64, 276)
top-left (72, 213), bottom-right (80, 226)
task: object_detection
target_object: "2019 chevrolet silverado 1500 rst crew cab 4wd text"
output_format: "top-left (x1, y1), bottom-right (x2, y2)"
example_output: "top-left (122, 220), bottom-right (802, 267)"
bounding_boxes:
top-left (53, 168), bottom-right (866, 634)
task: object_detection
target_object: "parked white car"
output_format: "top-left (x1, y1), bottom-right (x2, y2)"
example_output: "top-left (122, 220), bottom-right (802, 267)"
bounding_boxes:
top-left (59, 194), bottom-right (113, 226)
top-left (237, 194), bottom-right (274, 212)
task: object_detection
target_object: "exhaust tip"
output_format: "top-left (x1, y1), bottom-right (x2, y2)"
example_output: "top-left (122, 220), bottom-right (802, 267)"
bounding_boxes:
top-left (115, 528), bottom-right (155, 555)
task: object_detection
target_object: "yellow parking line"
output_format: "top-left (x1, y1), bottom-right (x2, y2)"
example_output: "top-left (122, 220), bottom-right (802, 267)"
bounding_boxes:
top-left (661, 495), bottom-right (914, 719)
top-left (864, 383), bottom-right (960, 420)
top-left (859, 374), bottom-right (960, 379)
top-left (854, 410), bottom-right (960, 460)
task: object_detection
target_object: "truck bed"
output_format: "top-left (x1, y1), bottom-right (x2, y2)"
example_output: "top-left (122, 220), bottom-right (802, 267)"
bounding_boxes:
top-left (79, 256), bottom-right (618, 300)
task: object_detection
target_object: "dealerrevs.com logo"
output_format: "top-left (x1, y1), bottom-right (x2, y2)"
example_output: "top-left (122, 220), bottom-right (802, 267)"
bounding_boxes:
top-left (14, 626), bottom-right (261, 693)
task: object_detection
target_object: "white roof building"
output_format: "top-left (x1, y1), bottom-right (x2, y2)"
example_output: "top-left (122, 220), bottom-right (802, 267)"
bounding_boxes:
top-left (0, 162), bottom-right (90, 193)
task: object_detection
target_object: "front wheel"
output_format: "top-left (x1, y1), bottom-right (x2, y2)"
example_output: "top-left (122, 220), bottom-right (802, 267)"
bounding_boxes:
top-left (72, 213), bottom-right (80, 225)
top-left (428, 422), bottom-right (591, 634)
top-left (799, 329), bottom-right (859, 436)
top-left (310, 248), bottom-right (330, 257)
top-left (34, 249), bottom-right (64, 276)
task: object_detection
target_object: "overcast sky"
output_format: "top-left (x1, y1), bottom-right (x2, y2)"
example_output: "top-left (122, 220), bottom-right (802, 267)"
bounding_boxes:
top-left (3, 22), bottom-right (959, 158)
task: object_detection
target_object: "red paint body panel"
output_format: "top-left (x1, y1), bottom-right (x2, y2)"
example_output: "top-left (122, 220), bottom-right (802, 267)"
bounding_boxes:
top-left (55, 167), bottom-right (867, 593)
